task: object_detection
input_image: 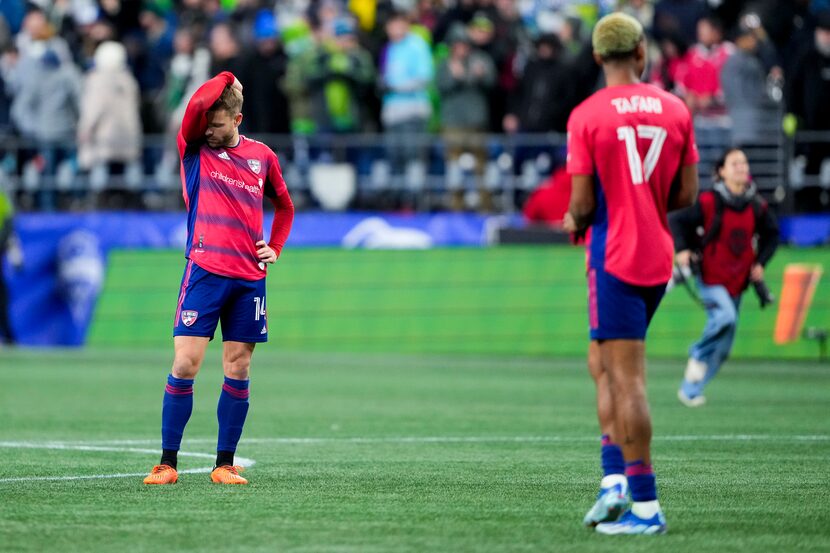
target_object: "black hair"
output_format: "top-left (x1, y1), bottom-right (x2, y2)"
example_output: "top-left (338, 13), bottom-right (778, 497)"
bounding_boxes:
top-left (713, 147), bottom-right (745, 180)
top-left (386, 8), bottom-right (409, 22)
top-left (698, 14), bottom-right (725, 33)
top-left (600, 47), bottom-right (638, 62)
top-left (535, 33), bottom-right (563, 55)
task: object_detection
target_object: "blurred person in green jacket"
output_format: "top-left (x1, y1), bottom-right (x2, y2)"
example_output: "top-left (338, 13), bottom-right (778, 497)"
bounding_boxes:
top-left (307, 16), bottom-right (375, 133)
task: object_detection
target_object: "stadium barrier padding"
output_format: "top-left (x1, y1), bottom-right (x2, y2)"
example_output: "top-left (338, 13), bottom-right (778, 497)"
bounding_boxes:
top-left (88, 246), bottom-right (829, 359)
top-left (6, 212), bottom-right (830, 348)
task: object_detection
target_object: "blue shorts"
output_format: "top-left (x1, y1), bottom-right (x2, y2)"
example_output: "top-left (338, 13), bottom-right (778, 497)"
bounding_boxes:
top-left (173, 260), bottom-right (268, 343)
top-left (588, 267), bottom-right (666, 341)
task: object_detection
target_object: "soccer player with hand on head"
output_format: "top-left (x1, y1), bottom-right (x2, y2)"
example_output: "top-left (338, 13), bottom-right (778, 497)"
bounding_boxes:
top-left (563, 13), bottom-right (699, 534)
top-left (143, 72), bottom-right (294, 485)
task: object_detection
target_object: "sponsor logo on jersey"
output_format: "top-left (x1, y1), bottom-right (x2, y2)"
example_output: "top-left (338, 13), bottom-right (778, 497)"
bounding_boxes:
top-left (209, 170), bottom-right (261, 195)
top-left (181, 310), bottom-right (199, 326)
top-left (247, 159), bottom-right (261, 174)
top-left (218, 151), bottom-right (230, 160)
top-left (258, 178), bottom-right (263, 189)
top-left (210, 170), bottom-right (244, 187)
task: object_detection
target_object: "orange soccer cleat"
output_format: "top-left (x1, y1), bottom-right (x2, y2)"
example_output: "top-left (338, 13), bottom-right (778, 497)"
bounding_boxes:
top-left (143, 464), bottom-right (178, 485)
top-left (210, 465), bottom-right (248, 484)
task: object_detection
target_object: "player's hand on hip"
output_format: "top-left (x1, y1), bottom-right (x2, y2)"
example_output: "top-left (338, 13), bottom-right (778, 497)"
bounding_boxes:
top-left (256, 240), bottom-right (277, 264)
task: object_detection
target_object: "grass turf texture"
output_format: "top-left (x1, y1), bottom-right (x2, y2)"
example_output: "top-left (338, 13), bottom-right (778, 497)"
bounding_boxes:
top-left (0, 348), bottom-right (828, 552)
top-left (88, 246), bottom-right (830, 359)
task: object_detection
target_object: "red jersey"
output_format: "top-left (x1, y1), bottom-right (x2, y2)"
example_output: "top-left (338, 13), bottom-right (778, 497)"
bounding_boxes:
top-left (699, 191), bottom-right (760, 296)
top-left (567, 83), bottom-right (699, 286)
top-left (178, 72), bottom-right (294, 281)
top-left (686, 43), bottom-right (734, 96)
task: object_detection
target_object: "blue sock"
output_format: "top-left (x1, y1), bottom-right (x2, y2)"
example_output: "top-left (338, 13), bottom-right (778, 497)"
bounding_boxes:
top-left (626, 460), bottom-right (658, 502)
top-left (161, 375), bottom-right (194, 451)
top-left (217, 377), bottom-right (250, 455)
top-left (601, 434), bottom-right (625, 476)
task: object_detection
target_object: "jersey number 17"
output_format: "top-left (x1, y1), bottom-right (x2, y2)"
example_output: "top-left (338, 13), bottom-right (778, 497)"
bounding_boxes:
top-left (617, 125), bottom-right (667, 185)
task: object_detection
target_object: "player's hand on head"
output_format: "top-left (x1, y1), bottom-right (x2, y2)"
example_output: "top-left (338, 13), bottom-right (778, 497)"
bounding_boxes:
top-left (255, 240), bottom-right (277, 264)
top-left (232, 77), bottom-right (243, 92)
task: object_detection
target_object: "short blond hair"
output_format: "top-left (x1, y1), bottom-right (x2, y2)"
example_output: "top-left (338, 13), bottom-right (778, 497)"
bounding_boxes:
top-left (209, 86), bottom-right (243, 116)
top-left (592, 12), bottom-right (644, 60)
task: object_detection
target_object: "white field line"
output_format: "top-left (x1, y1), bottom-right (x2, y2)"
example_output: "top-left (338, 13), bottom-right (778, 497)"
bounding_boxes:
top-left (0, 442), bottom-right (254, 483)
top-left (30, 434), bottom-right (830, 446)
top-left (1, 434), bottom-right (827, 483)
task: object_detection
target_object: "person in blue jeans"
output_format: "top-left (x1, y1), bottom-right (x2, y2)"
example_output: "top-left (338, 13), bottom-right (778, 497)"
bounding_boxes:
top-left (670, 148), bottom-right (779, 406)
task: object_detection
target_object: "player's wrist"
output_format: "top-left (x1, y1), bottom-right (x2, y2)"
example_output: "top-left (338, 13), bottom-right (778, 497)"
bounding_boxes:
top-left (569, 210), bottom-right (591, 231)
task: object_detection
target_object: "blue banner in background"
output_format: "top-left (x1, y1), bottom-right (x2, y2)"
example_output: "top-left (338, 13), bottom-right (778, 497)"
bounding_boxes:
top-left (778, 214), bottom-right (830, 247)
top-left (5, 211), bottom-right (829, 346)
top-left (6, 212), bottom-right (494, 346)
top-left (8, 213), bottom-right (183, 346)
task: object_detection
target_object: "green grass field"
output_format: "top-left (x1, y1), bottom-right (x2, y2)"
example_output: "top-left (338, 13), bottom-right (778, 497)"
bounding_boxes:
top-left (3, 246), bottom-right (830, 551)
top-left (1, 348), bottom-right (828, 552)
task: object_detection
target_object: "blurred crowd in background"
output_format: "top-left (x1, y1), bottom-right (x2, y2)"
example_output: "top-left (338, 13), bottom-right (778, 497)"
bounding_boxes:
top-left (1, 0), bottom-right (830, 212)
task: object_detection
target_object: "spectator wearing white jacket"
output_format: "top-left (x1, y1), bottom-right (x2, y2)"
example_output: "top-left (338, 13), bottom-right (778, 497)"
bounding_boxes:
top-left (77, 41), bottom-right (142, 171)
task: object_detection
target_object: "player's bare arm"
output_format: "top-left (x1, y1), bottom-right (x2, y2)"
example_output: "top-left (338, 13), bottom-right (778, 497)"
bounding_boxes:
top-left (669, 164), bottom-right (700, 211)
top-left (567, 174), bottom-right (596, 232)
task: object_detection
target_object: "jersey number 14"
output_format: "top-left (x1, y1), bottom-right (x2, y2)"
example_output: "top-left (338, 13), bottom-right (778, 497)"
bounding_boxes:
top-left (253, 296), bottom-right (266, 321)
top-left (617, 125), bottom-right (667, 185)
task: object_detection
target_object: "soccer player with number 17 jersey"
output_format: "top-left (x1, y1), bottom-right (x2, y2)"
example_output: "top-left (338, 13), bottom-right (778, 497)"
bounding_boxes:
top-left (564, 13), bottom-right (699, 534)
top-left (143, 72), bottom-right (294, 485)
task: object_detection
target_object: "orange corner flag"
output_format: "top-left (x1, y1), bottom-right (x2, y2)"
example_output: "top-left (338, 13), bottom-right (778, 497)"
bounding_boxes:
top-left (774, 264), bottom-right (823, 344)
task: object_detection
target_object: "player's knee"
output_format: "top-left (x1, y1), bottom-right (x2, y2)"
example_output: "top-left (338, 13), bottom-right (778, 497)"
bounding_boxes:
top-left (587, 344), bottom-right (603, 381)
top-left (613, 377), bottom-right (646, 402)
top-left (223, 344), bottom-right (253, 379)
top-left (171, 355), bottom-right (201, 379)
top-left (224, 361), bottom-right (250, 380)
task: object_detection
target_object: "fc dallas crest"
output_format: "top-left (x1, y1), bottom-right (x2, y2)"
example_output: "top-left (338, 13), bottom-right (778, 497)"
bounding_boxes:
top-left (181, 310), bottom-right (198, 327)
top-left (247, 159), bottom-right (261, 174)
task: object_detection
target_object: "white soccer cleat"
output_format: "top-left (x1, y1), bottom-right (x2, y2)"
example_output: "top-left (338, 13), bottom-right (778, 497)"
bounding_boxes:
top-left (583, 478), bottom-right (629, 527)
top-left (595, 507), bottom-right (667, 535)
top-left (677, 388), bottom-right (706, 407)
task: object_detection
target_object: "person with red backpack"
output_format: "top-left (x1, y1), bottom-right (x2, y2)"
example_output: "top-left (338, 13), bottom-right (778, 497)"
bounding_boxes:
top-left (670, 148), bottom-right (779, 407)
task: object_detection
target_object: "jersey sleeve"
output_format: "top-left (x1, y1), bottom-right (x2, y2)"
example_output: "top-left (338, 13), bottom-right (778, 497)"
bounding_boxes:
top-left (177, 71), bottom-right (236, 156)
top-left (264, 150), bottom-right (295, 257)
top-left (566, 109), bottom-right (594, 175)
